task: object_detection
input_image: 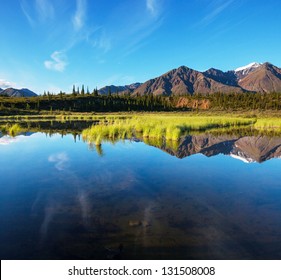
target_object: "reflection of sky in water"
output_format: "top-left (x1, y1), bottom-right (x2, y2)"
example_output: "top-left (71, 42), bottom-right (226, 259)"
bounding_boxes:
top-left (0, 133), bottom-right (281, 259)
top-left (48, 152), bottom-right (69, 171)
top-left (0, 135), bottom-right (26, 145)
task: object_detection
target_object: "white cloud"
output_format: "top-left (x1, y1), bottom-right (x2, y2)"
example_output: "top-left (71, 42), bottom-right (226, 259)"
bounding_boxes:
top-left (0, 79), bottom-right (16, 89)
top-left (44, 51), bottom-right (67, 72)
top-left (73, 0), bottom-right (87, 31)
top-left (48, 152), bottom-right (69, 171)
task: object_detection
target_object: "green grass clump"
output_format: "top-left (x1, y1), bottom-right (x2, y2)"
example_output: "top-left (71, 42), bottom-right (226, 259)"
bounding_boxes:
top-left (82, 114), bottom-right (255, 145)
top-left (254, 118), bottom-right (281, 131)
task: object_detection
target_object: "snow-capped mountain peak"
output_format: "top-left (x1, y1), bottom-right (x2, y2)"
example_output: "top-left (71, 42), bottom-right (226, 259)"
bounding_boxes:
top-left (229, 152), bottom-right (255, 164)
top-left (235, 62), bottom-right (262, 73)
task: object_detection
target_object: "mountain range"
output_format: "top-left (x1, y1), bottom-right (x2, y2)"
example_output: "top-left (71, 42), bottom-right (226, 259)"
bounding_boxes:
top-left (148, 134), bottom-right (281, 163)
top-left (99, 62), bottom-right (281, 96)
top-left (1, 62), bottom-right (280, 98)
top-left (0, 88), bottom-right (37, 97)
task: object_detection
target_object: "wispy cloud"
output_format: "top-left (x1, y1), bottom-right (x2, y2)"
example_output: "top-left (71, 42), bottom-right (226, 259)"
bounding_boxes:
top-left (48, 152), bottom-right (69, 171)
top-left (91, 31), bottom-right (112, 53)
top-left (20, 0), bottom-right (54, 26)
top-left (124, 17), bottom-right (163, 56)
top-left (44, 51), bottom-right (67, 72)
top-left (0, 79), bottom-right (16, 89)
top-left (20, 1), bottom-right (36, 27)
top-left (73, 0), bottom-right (87, 31)
top-left (198, 0), bottom-right (234, 26)
top-left (35, 0), bottom-right (54, 21)
top-left (146, 0), bottom-right (157, 15)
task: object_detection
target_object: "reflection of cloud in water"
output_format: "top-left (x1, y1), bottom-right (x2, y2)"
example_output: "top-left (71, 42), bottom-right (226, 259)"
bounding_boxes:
top-left (141, 203), bottom-right (154, 245)
top-left (78, 191), bottom-right (91, 227)
top-left (48, 152), bottom-right (69, 171)
top-left (0, 135), bottom-right (25, 145)
top-left (40, 202), bottom-right (58, 243)
top-left (35, 159), bottom-right (143, 247)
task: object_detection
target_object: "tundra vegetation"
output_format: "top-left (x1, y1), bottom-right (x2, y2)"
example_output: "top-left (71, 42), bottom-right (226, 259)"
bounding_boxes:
top-left (1, 89), bottom-right (281, 145)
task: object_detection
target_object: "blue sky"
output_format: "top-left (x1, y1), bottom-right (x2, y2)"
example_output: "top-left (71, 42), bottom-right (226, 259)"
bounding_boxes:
top-left (0, 0), bottom-right (280, 94)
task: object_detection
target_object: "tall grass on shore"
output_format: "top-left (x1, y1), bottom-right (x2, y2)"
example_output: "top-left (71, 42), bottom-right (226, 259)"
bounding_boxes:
top-left (82, 115), bottom-right (255, 145)
top-left (254, 118), bottom-right (281, 132)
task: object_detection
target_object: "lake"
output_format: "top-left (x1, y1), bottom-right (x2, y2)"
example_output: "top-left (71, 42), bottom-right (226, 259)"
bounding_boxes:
top-left (1, 122), bottom-right (281, 259)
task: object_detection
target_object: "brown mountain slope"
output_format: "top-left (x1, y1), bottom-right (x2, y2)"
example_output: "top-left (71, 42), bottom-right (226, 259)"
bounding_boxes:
top-left (204, 68), bottom-right (237, 86)
top-left (133, 66), bottom-right (243, 96)
top-left (238, 63), bottom-right (281, 93)
top-left (99, 62), bottom-right (281, 96)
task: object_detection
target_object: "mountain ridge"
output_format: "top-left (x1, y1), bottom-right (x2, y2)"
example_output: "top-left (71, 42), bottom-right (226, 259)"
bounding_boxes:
top-left (99, 62), bottom-right (281, 96)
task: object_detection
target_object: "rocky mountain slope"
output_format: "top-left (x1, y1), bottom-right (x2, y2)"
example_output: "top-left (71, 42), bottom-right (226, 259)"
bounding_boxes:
top-left (237, 63), bottom-right (281, 93)
top-left (100, 62), bottom-right (281, 96)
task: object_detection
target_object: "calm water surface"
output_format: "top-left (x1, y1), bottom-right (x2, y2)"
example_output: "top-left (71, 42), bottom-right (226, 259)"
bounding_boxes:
top-left (1, 130), bottom-right (281, 259)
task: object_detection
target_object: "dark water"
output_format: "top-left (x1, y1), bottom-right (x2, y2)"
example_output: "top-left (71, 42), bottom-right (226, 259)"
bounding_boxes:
top-left (1, 129), bottom-right (281, 260)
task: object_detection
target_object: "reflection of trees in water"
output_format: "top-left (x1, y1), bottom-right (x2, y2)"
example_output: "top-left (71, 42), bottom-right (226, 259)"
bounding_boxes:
top-left (0, 120), bottom-right (93, 137)
top-left (2, 120), bottom-right (281, 163)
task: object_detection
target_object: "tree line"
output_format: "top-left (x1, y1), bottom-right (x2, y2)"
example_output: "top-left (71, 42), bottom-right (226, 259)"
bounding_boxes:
top-left (0, 91), bottom-right (172, 114)
top-left (1, 88), bottom-right (281, 114)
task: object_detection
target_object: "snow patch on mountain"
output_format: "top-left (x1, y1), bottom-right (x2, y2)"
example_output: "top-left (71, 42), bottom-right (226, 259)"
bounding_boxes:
top-left (230, 152), bottom-right (255, 163)
top-left (235, 62), bottom-right (262, 73)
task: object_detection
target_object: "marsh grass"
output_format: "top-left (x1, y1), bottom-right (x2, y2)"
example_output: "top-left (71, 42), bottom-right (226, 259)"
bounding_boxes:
top-left (254, 118), bottom-right (281, 132)
top-left (2, 113), bottom-right (281, 144)
top-left (82, 115), bottom-right (255, 145)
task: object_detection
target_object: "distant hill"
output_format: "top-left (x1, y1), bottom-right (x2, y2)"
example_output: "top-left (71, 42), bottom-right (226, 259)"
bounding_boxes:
top-left (0, 88), bottom-right (37, 97)
top-left (99, 62), bottom-right (281, 96)
top-left (98, 83), bottom-right (142, 95)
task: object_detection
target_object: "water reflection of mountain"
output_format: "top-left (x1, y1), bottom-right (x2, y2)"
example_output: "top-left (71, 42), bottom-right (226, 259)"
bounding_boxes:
top-left (2, 120), bottom-right (281, 163)
top-left (150, 134), bottom-right (281, 163)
